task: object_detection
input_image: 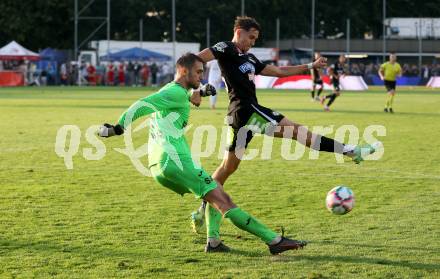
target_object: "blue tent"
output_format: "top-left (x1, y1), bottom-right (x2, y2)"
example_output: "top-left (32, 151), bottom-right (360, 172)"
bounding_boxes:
top-left (100, 47), bottom-right (171, 62)
top-left (39, 48), bottom-right (67, 62)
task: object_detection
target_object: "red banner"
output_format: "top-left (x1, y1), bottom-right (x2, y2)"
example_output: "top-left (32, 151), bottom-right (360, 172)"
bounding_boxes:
top-left (0, 71), bottom-right (25, 86)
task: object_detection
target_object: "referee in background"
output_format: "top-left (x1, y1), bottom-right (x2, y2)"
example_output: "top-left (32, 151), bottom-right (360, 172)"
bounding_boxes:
top-left (379, 53), bottom-right (402, 113)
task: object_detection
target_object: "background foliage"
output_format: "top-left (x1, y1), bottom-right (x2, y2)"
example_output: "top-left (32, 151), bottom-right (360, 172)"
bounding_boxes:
top-left (1, 0), bottom-right (440, 50)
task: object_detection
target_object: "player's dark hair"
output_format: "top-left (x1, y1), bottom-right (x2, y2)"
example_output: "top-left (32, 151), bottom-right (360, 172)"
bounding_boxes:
top-left (234, 16), bottom-right (261, 32)
top-left (176, 53), bottom-right (204, 69)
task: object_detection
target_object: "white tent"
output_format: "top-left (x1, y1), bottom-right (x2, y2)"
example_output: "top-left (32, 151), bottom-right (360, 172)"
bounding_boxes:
top-left (0, 41), bottom-right (40, 61)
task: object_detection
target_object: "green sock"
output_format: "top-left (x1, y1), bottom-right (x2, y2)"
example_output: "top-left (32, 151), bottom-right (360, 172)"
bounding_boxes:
top-left (206, 203), bottom-right (222, 240)
top-left (224, 207), bottom-right (278, 244)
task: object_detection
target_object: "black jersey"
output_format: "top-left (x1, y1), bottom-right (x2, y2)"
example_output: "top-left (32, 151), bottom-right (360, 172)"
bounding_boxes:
top-left (209, 41), bottom-right (266, 113)
top-left (330, 62), bottom-right (345, 79)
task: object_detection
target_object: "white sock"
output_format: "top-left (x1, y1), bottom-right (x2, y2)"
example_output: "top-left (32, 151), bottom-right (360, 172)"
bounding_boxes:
top-left (269, 235), bottom-right (282, 245)
top-left (208, 238), bottom-right (221, 247)
top-left (343, 144), bottom-right (356, 157)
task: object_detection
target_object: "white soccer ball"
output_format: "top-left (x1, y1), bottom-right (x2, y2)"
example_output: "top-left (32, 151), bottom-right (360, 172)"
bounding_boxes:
top-left (326, 186), bottom-right (355, 215)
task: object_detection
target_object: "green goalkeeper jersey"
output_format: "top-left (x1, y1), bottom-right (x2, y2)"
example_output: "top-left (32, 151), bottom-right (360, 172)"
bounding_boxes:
top-left (117, 82), bottom-right (192, 167)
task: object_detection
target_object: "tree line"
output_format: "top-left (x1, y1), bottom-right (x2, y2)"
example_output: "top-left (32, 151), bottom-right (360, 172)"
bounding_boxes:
top-left (0, 0), bottom-right (439, 51)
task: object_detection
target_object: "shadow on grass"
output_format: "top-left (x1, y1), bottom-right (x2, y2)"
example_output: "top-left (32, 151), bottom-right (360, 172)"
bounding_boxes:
top-left (290, 254), bottom-right (440, 271)
top-left (314, 240), bottom-right (440, 254)
top-left (1, 238), bottom-right (439, 271)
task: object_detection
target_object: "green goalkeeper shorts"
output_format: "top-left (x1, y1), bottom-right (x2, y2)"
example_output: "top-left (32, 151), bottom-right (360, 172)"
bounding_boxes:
top-left (149, 156), bottom-right (217, 199)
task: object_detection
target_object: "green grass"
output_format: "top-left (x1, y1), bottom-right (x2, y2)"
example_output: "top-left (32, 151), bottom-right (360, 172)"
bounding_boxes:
top-left (1, 86), bottom-right (439, 278)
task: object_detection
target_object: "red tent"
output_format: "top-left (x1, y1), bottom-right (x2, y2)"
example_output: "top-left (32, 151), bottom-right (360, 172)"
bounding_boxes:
top-left (0, 41), bottom-right (40, 61)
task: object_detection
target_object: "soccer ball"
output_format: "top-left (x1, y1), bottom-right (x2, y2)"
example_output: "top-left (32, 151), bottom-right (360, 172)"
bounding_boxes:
top-left (326, 186), bottom-right (355, 215)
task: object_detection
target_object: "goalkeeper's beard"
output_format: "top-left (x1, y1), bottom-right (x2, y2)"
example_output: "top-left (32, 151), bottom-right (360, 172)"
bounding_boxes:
top-left (187, 72), bottom-right (201, 89)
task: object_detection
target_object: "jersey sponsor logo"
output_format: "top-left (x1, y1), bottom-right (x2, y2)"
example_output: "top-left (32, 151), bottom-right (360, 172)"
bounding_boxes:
top-left (213, 42), bottom-right (228, 53)
top-left (239, 62), bottom-right (256, 81)
top-left (239, 62), bottom-right (255, 74)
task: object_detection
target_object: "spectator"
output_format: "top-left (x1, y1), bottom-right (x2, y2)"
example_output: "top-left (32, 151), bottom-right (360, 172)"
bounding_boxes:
top-left (150, 62), bottom-right (158, 86)
top-left (69, 63), bottom-right (78, 85)
top-left (29, 62), bottom-right (40, 86)
top-left (96, 63), bottom-right (105, 85)
top-left (141, 63), bottom-right (150, 86)
top-left (161, 62), bottom-right (174, 84)
top-left (118, 62), bottom-right (125, 86)
top-left (40, 67), bottom-right (48, 86)
top-left (80, 63), bottom-right (88, 85)
top-left (87, 63), bottom-right (97, 86)
top-left (107, 62), bottom-right (115, 85)
top-left (410, 64), bottom-right (419, 76)
top-left (126, 61), bottom-right (134, 86)
top-left (134, 62), bottom-right (141, 86)
top-left (47, 63), bottom-right (56, 85)
top-left (60, 63), bottom-right (68, 86)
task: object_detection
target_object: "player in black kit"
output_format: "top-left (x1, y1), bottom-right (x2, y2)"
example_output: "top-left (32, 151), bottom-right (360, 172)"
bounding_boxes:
top-left (310, 52), bottom-right (324, 101)
top-left (190, 17), bottom-right (379, 244)
top-left (320, 54), bottom-right (346, 111)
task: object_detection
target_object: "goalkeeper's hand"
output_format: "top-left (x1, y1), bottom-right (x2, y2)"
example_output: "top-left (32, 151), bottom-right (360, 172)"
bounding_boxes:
top-left (199, 83), bottom-right (217, 97)
top-left (98, 123), bottom-right (124, 138)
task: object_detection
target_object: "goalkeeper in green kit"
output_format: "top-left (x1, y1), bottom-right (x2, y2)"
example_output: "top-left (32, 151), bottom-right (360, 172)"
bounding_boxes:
top-left (98, 53), bottom-right (306, 254)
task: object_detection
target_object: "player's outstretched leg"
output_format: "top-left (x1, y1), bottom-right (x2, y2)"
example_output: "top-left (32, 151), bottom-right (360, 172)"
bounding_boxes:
top-left (273, 118), bottom-right (382, 164)
top-left (204, 186), bottom-right (307, 254)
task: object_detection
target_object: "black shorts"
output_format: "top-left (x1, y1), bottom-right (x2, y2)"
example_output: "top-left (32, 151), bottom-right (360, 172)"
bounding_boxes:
top-left (226, 104), bottom-right (285, 151)
top-left (332, 78), bottom-right (340, 92)
top-left (313, 79), bottom-right (323, 86)
top-left (384, 80), bottom-right (396, 91)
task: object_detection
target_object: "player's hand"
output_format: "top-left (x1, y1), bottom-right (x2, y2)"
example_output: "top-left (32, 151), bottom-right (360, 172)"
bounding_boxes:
top-left (190, 91), bottom-right (201, 107)
top-left (313, 56), bottom-right (327, 69)
top-left (199, 83), bottom-right (217, 97)
top-left (98, 123), bottom-right (124, 137)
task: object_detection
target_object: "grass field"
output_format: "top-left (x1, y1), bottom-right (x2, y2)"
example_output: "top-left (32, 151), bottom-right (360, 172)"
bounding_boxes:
top-left (1, 86), bottom-right (439, 278)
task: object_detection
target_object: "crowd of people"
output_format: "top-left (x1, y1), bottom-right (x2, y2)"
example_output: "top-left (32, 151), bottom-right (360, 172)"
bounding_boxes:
top-left (348, 61), bottom-right (440, 84)
top-left (2, 58), bottom-right (440, 87)
top-left (66, 61), bottom-right (174, 87)
top-left (0, 60), bottom-right (175, 87)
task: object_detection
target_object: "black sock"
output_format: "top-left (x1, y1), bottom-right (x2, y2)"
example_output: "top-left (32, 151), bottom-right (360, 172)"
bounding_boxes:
top-left (327, 94), bottom-right (337, 106)
top-left (312, 135), bottom-right (345, 153)
top-left (311, 90), bottom-right (315, 98)
top-left (317, 88), bottom-right (323, 97)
